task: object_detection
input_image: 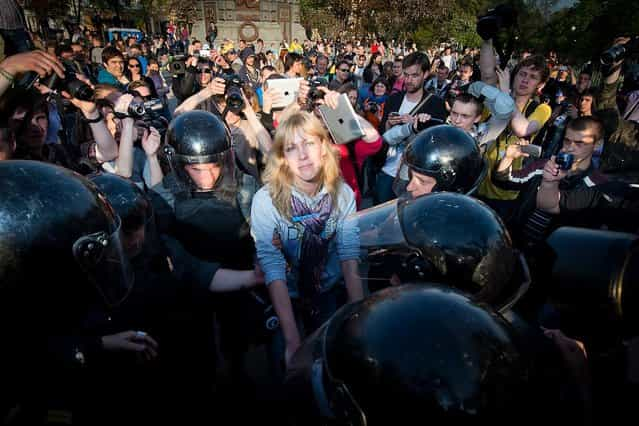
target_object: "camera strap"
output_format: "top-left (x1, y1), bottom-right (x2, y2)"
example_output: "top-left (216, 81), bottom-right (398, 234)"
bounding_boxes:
top-left (408, 93), bottom-right (433, 117)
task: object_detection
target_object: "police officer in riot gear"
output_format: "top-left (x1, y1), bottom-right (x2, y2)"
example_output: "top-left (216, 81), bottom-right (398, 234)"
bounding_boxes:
top-left (0, 161), bottom-right (136, 424)
top-left (354, 192), bottom-right (529, 311)
top-left (91, 171), bottom-right (266, 423)
top-left (394, 124), bottom-right (486, 198)
top-left (154, 109), bottom-right (257, 268)
top-left (150, 110), bottom-right (270, 417)
top-left (285, 284), bottom-right (567, 426)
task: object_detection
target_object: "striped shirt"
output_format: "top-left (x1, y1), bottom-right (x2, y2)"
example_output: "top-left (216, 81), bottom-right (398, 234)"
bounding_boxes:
top-left (0, 0), bottom-right (26, 30)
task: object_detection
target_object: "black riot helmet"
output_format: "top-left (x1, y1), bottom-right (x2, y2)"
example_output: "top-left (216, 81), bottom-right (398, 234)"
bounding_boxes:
top-left (396, 124), bottom-right (486, 197)
top-left (165, 110), bottom-right (235, 192)
top-left (286, 285), bottom-right (534, 426)
top-left (0, 161), bottom-right (134, 316)
top-left (89, 172), bottom-right (158, 259)
top-left (345, 192), bottom-right (529, 312)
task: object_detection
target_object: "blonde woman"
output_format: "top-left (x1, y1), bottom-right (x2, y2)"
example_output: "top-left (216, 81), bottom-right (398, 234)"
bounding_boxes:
top-left (250, 111), bottom-right (364, 376)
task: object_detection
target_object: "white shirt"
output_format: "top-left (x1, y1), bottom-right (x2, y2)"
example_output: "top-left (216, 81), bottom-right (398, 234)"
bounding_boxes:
top-left (382, 97), bottom-right (418, 177)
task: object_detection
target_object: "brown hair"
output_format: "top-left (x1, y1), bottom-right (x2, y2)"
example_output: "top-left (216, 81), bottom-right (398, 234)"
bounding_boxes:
top-left (513, 55), bottom-right (550, 83)
top-left (567, 116), bottom-right (604, 141)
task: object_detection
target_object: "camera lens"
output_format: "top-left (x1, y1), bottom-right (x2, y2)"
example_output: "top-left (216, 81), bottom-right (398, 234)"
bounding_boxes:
top-left (66, 79), bottom-right (95, 101)
top-left (600, 44), bottom-right (628, 66)
top-left (128, 102), bottom-right (146, 117)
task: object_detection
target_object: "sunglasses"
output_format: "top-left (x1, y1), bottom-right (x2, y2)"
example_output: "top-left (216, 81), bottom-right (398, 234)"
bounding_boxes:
top-left (339, 68), bottom-right (350, 72)
top-left (128, 64), bottom-right (140, 68)
top-left (196, 69), bottom-right (213, 74)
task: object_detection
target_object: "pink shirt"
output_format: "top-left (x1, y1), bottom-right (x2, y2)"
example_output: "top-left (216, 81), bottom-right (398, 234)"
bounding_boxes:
top-left (336, 137), bottom-right (382, 208)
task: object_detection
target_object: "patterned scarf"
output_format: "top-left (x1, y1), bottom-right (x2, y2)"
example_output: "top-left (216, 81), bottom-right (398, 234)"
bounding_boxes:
top-left (291, 192), bottom-right (333, 315)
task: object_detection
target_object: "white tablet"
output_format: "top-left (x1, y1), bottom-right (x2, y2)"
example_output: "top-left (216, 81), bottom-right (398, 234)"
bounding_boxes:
top-left (318, 93), bottom-right (365, 144)
top-left (264, 78), bottom-right (302, 109)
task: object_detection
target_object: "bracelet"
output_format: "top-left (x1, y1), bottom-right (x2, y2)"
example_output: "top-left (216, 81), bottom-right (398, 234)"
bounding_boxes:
top-left (83, 110), bottom-right (103, 124)
top-left (0, 66), bottom-right (15, 83)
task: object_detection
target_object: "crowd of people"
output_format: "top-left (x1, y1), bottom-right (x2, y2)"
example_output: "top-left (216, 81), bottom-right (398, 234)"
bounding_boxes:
top-left (1, 2), bottom-right (639, 424)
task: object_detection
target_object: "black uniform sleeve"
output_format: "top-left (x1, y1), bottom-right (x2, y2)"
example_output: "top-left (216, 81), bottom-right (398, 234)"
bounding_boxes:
top-left (161, 234), bottom-right (220, 296)
top-left (172, 67), bottom-right (197, 103)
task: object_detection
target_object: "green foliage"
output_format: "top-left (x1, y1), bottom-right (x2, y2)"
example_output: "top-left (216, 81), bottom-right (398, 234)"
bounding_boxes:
top-left (413, 24), bottom-right (435, 50)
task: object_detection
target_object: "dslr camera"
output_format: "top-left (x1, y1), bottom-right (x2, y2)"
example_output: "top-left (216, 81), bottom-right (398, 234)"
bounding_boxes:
top-left (217, 73), bottom-right (245, 113)
top-left (40, 59), bottom-right (94, 101)
top-left (476, 4), bottom-right (517, 41)
top-left (600, 37), bottom-right (639, 66)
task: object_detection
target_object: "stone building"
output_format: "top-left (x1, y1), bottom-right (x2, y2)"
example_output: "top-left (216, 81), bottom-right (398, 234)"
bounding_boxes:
top-left (189, 0), bottom-right (306, 49)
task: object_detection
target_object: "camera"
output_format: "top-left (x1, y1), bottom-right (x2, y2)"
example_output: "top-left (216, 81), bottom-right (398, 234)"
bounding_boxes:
top-left (217, 73), bottom-right (245, 113)
top-left (304, 77), bottom-right (327, 111)
top-left (194, 49), bottom-right (211, 58)
top-left (40, 59), bottom-right (94, 101)
top-left (476, 4), bottom-right (517, 41)
top-left (127, 98), bottom-right (164, 118)
top-left (307, 77), bottom-right (327, 105)
top-left (600, 37), bottom-right (639, 66)
top-left (555, 152), bottom-right (574, 170)
top-left (131, 98), bottom-right (168, 135)
top-left (167, 55), bottom-right (187, 75)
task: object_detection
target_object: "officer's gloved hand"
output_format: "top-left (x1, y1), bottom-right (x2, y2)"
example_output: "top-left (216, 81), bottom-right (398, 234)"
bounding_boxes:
top-left (396, 252), bottom-right (437, 283)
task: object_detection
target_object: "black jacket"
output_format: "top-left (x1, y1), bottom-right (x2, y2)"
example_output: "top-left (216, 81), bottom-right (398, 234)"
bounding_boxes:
top-left (379, 89), bottom-right (448, 133)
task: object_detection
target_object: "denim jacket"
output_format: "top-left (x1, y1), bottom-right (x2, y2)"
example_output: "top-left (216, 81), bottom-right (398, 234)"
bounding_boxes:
top-left (250, 183), bottom-right (359, 298)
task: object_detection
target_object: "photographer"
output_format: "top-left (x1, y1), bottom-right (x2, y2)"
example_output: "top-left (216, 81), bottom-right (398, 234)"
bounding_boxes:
top-left (95, 92), bottom-right (160, 188)
top-left (238, 52), bottom-right (260, 90)
top-left (596, 37), bottom-right (639, 174)
top-left (478, 37), bottom-right (552, 222)
top-left (492, 117), bottom-right (611, 244)
top-left (0, 50), bottom-right (64, 98)
top-left (172, 51), bottom-right (232, 104)
top-left (172, 59), bottom-right (228, 115)
top-left (362, 77), bottom-right (389, 129)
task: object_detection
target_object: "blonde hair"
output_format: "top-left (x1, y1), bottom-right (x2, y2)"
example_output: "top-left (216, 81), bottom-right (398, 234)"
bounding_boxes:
top-left (263, 111), bottom-right (342, 219)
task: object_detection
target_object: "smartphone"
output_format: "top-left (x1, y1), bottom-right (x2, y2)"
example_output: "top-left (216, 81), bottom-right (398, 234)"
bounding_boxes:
top-left (555, 152), bottom-right (574, 170)
top-left (265, 78), bottom-right (302, 109)
top-left (519, 144), bottom-right (542, 158)
top-left (389, 112), bottom-right (400, 118)
top-left (318, 93), bottom-right (365, 144)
